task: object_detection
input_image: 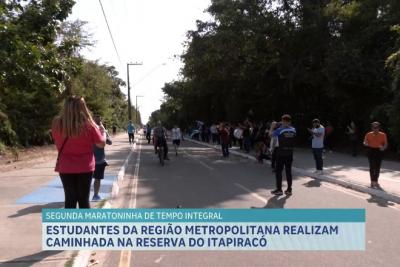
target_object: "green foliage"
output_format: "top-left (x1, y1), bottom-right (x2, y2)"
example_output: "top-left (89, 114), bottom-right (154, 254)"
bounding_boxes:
top-left (0, 0), bottom-right (138, 146)
top-left (151, 0), bottom-right (400, 150)
top-left (70, 60), bottom-right (140, 130)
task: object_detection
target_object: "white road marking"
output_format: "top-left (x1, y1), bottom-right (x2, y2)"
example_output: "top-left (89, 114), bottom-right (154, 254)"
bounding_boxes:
top-left (183, 151), bottom-right (214, 170)
top-left (130, 141), bottom-right (142, 209)
top-left (154, 254), bottom-right (165, 264)
top-left (234, 183), bottom-right (267, 204)
top-left (119, 137), bottom-right (142, 267)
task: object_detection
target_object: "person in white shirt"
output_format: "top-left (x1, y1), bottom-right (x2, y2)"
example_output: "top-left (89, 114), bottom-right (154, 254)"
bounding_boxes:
top-left (172, 126), bottom-right (182, 155)
top-left (210, 124), bottom-right (218, 144)
top-left (308, 119), bottom-right (325, 174)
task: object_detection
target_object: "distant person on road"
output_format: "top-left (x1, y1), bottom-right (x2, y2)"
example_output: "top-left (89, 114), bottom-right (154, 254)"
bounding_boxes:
top-left (146, 123), bottom-right (152, 144)
top-left (234, 125), bottom-right (243, 149)
top-left (269, 121), bottom-right (280, 172)
top-left (52, 96), bottom-right (105, 209)
top-left (242, 121), bottom-right (251, 153)
top-left (363, 122), bottom-right (388, 188)
top-left (324, 121), bottom-right (334, 152)
top-left (219, 123), bottom-right (230, 157)
top-left (112, 124), bottom-right (117, 136)
top-left (308, 119), bottom-right (325, 174)
top-left (229, 124), bottom-right (236, 147)
top-left (210, 123), bottom-right (218, 144)
top-left (127, 121), bottom-right (135, 145)
top-left (171, 125), bottom-right (182, 148)
top-left (346, 121), bottom-right (358, 157)
top-left (153, 121), bottom-right (169, 160)
top-left (269, 115), bottom-right (296, 196)
top-left (92, 115), bottom-right (112, 201)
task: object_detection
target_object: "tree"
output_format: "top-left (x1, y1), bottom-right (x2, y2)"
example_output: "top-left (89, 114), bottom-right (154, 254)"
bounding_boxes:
top-left (155, 0), bottom-right (400, 149)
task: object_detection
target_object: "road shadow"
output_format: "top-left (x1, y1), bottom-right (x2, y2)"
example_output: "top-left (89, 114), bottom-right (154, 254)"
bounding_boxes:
top-left (8, 202), bottom-right (64, 218)
top-left (251, 195), bottom-right (291, 209)
top-left (1, 250), bottom-right (65, 267)
top-left (366, 195), bottom-right (396, 208)
top-left (302, 179), bottom-right (321, 188)
top-left (264, 195), bottom-right (291, 208)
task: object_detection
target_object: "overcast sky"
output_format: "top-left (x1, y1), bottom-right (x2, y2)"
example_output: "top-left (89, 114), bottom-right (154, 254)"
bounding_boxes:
top-left (69, 0), bottom-right (212, 123)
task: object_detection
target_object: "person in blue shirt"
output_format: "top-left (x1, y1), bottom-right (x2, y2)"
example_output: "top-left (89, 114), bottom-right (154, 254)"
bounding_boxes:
top-left (146, 123), bottom-right (152, 144)
top-left (127, 120), bottom-right (135, 145)
top-left (269, 114), bottom-right (296, 196)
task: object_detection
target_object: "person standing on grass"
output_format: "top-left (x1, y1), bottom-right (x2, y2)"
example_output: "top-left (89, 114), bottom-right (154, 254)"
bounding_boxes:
top-left (269, 115), bottom-right (296, 196)
top-left (308, 119), bottom-right (325, 175)
top-left (219, 123), bottom-right (230, 158)
top-left (52, 96), bottom-right (105, 209)
top-left (127, 120), bottom-right (135, 145)
top-left (92, 115), bottom-right (112, 201)
top-left (363, 122), bottom-right (388, 188)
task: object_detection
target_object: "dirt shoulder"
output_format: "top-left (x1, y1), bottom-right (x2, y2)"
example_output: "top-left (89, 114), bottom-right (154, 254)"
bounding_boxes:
top-left (0, 145), bottom-right (57, 172)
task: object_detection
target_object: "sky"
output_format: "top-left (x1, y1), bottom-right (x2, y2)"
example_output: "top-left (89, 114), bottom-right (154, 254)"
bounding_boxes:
top-left (69, 0), bottom-right (212, 123)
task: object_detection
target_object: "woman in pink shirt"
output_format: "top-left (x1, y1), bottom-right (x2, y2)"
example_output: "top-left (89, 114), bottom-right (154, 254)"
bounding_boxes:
top-left (52, 96), bottom-right (105, 208)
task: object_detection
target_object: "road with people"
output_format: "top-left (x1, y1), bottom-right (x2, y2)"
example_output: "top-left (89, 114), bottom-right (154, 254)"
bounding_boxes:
top-left (1, 131), bottom-right (400, 266)
top-left (89, 133), bottom-right (400, 267)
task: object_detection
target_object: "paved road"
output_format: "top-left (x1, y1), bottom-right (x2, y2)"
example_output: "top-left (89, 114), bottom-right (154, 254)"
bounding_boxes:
top-left (0, 133), bottom-right (132, 267)
top-left (92, 136), bottom-right (400, 267)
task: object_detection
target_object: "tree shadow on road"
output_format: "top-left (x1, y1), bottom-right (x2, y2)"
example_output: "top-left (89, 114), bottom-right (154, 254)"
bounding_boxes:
top-left (302, 179), bottom-right (321, 188)
top-left (8, 202), bottom-right (64, 218)
top-left (366, 195), bottom-right (396, 208)
top-left (1, 250), bottom-right (67, 267)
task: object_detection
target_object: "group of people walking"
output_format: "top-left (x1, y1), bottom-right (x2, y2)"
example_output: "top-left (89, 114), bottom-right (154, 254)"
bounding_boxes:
top-left (208, 114), bottom-right (388, 195)
top-left (52, 96), bottom-right (389, 208)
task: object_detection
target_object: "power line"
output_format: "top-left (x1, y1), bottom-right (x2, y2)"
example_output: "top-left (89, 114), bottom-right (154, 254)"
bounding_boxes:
top-left (98, 0), bottom-right (122, 65)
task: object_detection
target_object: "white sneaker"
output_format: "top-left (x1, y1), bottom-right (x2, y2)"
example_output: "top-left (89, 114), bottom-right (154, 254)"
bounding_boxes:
top-left (318, 170), bottom-right (324, 175)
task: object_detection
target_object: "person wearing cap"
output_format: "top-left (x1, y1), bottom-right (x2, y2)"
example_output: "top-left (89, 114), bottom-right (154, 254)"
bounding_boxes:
top-left (269, 114), bottom-right (296, 196)
top-left (363, 122), bottom-right (388, 188)
top-left (308, 119), bottom-right (325, 175)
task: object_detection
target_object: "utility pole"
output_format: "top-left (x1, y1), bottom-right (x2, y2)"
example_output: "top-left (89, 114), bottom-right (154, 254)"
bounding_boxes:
top-left (126, 62), bottom-right (143, 121)
top-left (136, 95), bottom-right (143, 125)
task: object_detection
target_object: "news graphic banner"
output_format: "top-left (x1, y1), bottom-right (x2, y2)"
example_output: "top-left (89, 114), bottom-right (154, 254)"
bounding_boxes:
top-left (42, 209), bottom-right (365, 250)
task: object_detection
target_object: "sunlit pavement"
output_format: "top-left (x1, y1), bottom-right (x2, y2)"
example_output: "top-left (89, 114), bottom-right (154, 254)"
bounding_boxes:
top-left (0, 133), bottom-right (132, 267)
top-left (91, 137), bottom-right (400, 267)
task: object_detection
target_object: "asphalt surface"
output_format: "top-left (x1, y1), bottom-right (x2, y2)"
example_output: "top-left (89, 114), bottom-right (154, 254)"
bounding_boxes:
top-left (92, 136), bottom-right (400, 267)
top-left (0, 134), bottom-right (132, 267)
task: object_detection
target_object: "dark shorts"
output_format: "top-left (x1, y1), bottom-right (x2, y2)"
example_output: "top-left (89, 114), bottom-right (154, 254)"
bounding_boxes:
top-left (172, 139), bottom-right (181, 146)
top-left (93, 162), bottom-right (108, 180)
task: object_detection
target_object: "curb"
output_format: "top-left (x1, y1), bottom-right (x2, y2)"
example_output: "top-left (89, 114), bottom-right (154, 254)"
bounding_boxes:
top-left (187, 138), bottom-right (400, 204)
top-left (72, 139), bottom-right (137, 267)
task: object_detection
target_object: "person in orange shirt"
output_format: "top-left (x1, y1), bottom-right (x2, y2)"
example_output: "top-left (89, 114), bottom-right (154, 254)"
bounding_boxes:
top-left (363, 122), bottom-right (388, 188)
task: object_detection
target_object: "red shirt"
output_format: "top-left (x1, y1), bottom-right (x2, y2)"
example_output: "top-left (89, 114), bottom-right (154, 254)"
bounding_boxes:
top-left (52, 123), bottom-right (104, 173)
top-left (219, 128), bottom-right (230, 145)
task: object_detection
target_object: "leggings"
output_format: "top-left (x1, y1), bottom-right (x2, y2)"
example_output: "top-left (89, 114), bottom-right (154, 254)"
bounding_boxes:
top-left (60, 172), bottom-right (93, 208)
top-left (367, 148), bottom-right (383, 182)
